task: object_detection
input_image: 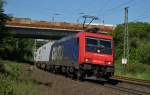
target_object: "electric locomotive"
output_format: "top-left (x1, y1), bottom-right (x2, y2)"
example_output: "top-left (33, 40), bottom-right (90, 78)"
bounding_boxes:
top-left (48, 31), bottom-right (115, 80)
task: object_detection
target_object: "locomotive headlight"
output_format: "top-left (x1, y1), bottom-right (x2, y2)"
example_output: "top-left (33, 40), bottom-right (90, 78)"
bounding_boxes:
top-left (108, 62), bottom-right (111, 65)
top-left (106, 61), bottom-right (112, 65)
top-left (85, 58), bottom-right (92, 62)
top-left (85, 58), bottom-right (89, 62)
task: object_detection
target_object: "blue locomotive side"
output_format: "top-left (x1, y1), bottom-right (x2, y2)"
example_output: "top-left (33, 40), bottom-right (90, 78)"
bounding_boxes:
top-left (50, 36), bottom-right (79, 66)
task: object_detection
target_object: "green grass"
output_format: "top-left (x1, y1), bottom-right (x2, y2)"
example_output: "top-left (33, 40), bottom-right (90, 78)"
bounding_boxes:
top-left (115, 59), bottom-right (150, 80)
top-left (0, 60), bottom-right (39, 95)
top-left (13, 80), bottom-right (39, 95)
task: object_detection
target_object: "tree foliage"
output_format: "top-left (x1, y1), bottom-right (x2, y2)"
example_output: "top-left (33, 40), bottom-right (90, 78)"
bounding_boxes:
top-left (0, 0), bottom-right (34, 62)
top-left (0, 0), bottom-right (10, 34)
top-left (113, 22), bottom-right (150, 65)
top-left (0, 38), bottom-right (34, 62)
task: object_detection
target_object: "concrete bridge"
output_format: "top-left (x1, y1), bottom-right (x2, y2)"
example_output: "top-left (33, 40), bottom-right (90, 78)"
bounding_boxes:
top-left (6, 18), bottom-right (115, 39)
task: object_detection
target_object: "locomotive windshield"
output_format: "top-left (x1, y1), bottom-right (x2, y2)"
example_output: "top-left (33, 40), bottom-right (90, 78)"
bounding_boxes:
top-left (86, 37), bottom-right (112, 54)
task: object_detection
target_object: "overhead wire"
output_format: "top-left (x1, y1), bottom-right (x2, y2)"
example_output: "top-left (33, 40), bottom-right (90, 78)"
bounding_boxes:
top-left (98, 0), bottom-right (135, 16)
top-left (129, 5), bottom-right (150, 22)
top-left (100, 0), bottom-right (111, 23)
top-left (98, 0), bottom-right (135, 24)
top-left (131, 15), bottom-right (150, 22)
top-left (103, 0), bottom-right (134, 14)
top-left (100, 0), bottom-right (111, 14)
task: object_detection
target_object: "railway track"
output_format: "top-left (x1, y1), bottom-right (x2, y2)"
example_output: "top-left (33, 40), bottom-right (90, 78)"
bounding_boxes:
top-left (85, 77), bottom-right (150, 95)
top-left (84, 75), bottom-right (150, 95)
top-left (105, 76), bottom-right (150, 95)
top-left (37, 65), bottom-right (150, 95)
top-left (104, 84), bottom-right (150, 95)
top-left (112, 76), bottom-right (150, 87)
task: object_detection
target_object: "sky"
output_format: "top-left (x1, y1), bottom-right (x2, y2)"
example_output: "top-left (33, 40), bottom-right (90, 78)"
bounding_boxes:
top-left (4, 0), bottom-right (150, 24)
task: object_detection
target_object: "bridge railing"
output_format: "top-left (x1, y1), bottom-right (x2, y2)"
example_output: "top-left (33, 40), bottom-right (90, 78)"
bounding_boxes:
top-left (7, 18), bottom-right (115, 32)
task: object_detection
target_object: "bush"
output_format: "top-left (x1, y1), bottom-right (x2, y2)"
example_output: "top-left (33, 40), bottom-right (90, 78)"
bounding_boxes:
top-left (113, 22), bottom-right (150, 65)
top-left (115, 62), bottom-right (150, 80)
top-left (0, 75), bottom-right (14, 95)
top-left (137, 43), bottom-right (150, 65)
top-left (0, 38), bottom-right (34, 62)
top-left (113, 22), bottom-right (150, 80)
top-left (0, 60), bottom-right (38, 95)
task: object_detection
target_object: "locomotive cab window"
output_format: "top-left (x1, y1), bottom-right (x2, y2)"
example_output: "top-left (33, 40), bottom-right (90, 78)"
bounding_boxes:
top-left (86, 37), bottom-right (112, 54)
top-left (86, 38), bottom-right (98, 46)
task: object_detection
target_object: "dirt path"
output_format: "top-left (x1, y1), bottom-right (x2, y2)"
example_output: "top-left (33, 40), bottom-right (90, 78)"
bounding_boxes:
top-left (21, 64), bottom-right (128, 95)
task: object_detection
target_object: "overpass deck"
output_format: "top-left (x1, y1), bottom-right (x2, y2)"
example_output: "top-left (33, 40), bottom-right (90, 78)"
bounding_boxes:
top-left (5, 18), bottom-right (115, 39)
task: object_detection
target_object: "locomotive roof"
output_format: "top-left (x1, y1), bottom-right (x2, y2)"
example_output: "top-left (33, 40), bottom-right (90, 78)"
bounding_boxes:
top-left (55, 31), bottom-right (113, 44)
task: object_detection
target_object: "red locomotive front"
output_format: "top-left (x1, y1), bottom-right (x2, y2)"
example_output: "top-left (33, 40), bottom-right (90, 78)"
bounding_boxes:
top-left (77, 32), bottom-right (115, 79)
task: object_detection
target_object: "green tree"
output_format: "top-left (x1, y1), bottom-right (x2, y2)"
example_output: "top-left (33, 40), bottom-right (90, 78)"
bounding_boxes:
top-left (1, 37), bottom-right (34, 62)
top-left (0, 0), bottom-right (10, 35)
top-left (14, 38), bottom-right (34, 62)
top-left (0, 0), bottom-right (34, 62)
top-left (0, 0), bottom-right (12, 59)
top-left (113, 22), bottom-right (150, 65)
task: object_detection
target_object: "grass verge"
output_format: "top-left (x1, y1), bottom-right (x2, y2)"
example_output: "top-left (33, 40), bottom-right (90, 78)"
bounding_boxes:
top-left (0, 60), bottom-right (38, 95)
top-left (115, 59), bottom-right (150, 80)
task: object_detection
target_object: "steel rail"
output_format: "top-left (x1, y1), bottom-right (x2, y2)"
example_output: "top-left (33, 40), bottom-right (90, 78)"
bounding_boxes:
top-left (104, 84), bottom-right (150, 95)
top-left (111, 76), bottom-right (150, 87)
